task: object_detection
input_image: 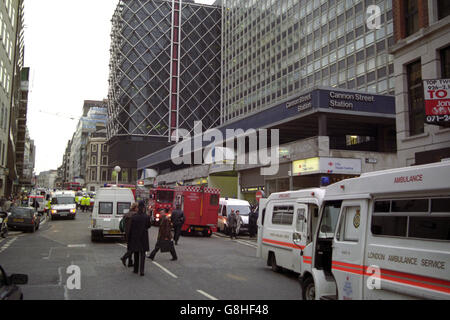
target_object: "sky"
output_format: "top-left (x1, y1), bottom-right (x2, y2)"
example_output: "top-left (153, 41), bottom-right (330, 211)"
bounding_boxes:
top-left (24, 0), bottom-right (215, 175)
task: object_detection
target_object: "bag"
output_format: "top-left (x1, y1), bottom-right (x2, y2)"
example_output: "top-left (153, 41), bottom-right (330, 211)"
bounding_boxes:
top-left (119, 218), bottom-right (125, 233)
top-left (158, 239), bottom-right (173, 253)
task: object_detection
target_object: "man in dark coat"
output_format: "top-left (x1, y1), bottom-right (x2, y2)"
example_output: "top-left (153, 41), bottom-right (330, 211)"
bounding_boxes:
top-left (120, 203), bottom-right (138, 267)
top-left (171, 204), bottom-right (185, 245)
top-left (228, 209), bottom-right (238, 239)
top-left (127, 201), bottom-right (151, 276)
top-left (248, 206), bottom-right (258, 238)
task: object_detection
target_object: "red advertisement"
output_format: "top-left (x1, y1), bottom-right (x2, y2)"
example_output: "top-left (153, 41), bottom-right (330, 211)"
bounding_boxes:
top-left (423, 79), bottom-right (450, 125)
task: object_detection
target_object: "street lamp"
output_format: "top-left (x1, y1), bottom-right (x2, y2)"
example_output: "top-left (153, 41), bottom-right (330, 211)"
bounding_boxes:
top-left (114, 166), bottom-right (121, 185)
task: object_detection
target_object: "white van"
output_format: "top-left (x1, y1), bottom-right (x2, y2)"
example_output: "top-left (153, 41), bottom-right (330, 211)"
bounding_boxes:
top-left (50, 191), bottom-right (77, 220)
top-left (306, 161), bottom-right (450, 300)
top-left (217, 198), bottom-right (252, 235)
top-left (90, 186), bottom-right (135, 242)
top-left (257, 188), bottom-right (324, 276)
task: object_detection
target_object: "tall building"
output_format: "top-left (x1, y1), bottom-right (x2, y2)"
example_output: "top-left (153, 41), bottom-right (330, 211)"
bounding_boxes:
top-left (85, 124), bottom-right (114, 192)
top-left (221, 0), bottom-right (395, 124)
top-left (69, 100), bottom-right (108, 183)
top-left (138, 0), bottom-right (399, 200)
top-left (0, 0), bottom-right (24, 196)
top-left (390, 0), bottom-right (450, 166)
top-left (107, 0), bottom-right (221, 182)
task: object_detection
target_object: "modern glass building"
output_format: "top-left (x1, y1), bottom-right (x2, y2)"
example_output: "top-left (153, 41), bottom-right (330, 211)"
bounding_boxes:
top-left (221, 0), bottom-right (395, 124)
top-left (107, 0), bottom-right (221, 173)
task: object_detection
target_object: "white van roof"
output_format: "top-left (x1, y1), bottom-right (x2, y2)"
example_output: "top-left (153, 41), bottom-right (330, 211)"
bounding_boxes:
top-left (267, 188), bottom-right (325, 202)
top-left (54, 191), bottom-right (75, 196)
top-left (219, 198), bottom-right (250, 206)
top-left (325, 161), bottom-right (450, 198)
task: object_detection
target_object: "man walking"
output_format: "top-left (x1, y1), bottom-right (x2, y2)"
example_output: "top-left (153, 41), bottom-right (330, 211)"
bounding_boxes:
top-left (228, 209), bottom-right (238, 239)
top-left (127, 201), bottom-right (151, 276)
top-left (171, 204), bottom-right (185, 245)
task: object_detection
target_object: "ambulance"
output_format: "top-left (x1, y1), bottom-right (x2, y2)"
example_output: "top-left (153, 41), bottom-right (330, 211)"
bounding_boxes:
top-left (305, 161), bottom-right (450, 300)
top-left (256, 188), bottom-right (325, 276)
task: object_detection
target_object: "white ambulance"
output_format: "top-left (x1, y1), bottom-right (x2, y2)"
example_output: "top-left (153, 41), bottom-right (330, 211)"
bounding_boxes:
top-left (257, 188), bottom-right (325, 277)
top-left (305, 161), bottom-right (450, 300)
top-left (90, 186), bottom-right (134, 242)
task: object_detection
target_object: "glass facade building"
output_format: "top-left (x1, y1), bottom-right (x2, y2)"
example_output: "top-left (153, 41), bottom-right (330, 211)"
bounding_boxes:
top-left (107, 0), bottom-right (221, 141)
top-left (221, 0), bottom-right (395, 124)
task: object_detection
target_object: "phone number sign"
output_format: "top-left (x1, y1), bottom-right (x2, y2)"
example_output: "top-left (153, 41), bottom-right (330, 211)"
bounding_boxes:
top-left (423, 79), bottom-right (450, 125)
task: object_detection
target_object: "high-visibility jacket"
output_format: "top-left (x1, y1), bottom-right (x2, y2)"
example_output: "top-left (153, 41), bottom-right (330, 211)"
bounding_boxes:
top-left (86, 197), bottom-right (91, 206)
top-left (46, 200), bottom-right (52, 210)
top-left (75, 196), bottom-right (80, 204)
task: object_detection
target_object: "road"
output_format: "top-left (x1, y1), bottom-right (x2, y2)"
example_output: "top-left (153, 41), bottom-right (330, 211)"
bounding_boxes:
top-left (0, 210), bottom-right (301, 300)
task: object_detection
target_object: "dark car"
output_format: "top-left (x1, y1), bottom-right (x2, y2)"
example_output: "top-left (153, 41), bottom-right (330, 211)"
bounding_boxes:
top-left (0, 265), bottom-right (28, 300)
top-left (7, 207), bottom-right (40, 232)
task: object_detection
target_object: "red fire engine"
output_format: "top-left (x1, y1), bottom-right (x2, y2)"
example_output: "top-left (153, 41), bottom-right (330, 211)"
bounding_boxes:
top-left (174, 185), bottom-right (220, 237)
top-left (148, 187), bottom-right (175, 225)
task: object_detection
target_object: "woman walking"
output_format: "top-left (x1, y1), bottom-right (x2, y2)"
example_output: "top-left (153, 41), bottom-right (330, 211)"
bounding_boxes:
top-left (148, 215), bottom-right (177, 261)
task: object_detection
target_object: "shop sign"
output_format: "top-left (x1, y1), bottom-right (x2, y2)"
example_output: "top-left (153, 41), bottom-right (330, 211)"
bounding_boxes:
top-left (423, 79), bottom-right (450, 125)
top-left (292, 157), bottom-right (320, 175)
top-left (292, 157), bottom-right (361, 176)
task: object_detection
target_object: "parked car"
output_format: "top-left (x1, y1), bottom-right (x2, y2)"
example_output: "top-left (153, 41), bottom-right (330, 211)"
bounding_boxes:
top-left (7, 207), bottom-right (40, 233)
top-left (0, 265), bottom-right (28, 300)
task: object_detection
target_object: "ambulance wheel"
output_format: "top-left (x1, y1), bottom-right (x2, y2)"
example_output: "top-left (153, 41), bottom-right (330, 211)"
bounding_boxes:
top-left (269, 253), bottom-right (281, 273)
top-left (302, 277), bottom-right (316, 300)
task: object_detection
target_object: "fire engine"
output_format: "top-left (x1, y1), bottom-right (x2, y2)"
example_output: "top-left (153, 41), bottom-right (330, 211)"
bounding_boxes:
top-left (174, 185), bottom-right (220, 237)
top-left (148, 186), bottom-right (175, 225)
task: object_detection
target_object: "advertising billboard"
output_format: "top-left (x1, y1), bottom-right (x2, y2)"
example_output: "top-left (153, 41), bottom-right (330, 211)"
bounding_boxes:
top-left (423, 79), bottom-right (450, 125)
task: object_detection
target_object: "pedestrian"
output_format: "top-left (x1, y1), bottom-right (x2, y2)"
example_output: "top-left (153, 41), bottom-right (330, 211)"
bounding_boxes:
top-left (120, 202), bottom-right (138, 268)
top-left (171, 204), bottom-right (185, 245)
top-left (127, 201), bottom-right (151, 276)
top-left (228, 209), bottom-right (238, 239)
top-left (148, 215), bottom-right (177, 261)
top-left (248, 207), bottom-right (258, 238)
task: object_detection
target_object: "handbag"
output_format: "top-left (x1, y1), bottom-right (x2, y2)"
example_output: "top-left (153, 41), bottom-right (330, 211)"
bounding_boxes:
top-left (158, 239), bottom-right (173, 253)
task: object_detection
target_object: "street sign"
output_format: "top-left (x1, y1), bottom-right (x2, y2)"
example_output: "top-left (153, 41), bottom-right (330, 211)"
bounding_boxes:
top-left (256, 190), bottom-right (265, 202)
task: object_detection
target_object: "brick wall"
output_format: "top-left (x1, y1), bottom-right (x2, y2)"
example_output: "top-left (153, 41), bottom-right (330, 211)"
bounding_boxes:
top-left (393, 0), bottom-right (430, 42)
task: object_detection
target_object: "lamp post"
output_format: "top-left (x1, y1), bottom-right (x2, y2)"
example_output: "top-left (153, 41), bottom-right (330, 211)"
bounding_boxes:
top-left (114, 166), bottom-right (121, 185)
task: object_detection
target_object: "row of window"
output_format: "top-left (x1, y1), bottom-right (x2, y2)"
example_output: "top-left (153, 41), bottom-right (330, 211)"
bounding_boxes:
top-left (98, 202), bottom-right (131, 215)
top-left (270, 197), bottom-right (450, 241)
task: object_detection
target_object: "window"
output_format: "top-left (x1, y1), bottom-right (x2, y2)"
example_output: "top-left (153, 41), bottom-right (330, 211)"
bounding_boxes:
top-left (405, 0), bottom-right (419, 37)
top-left (272, 205), bottom-right (294, 225)
top-left (102, 144), bottom-right (108, 152)
top-left (318, 201), bottom-right (342, 239)
top-left (371, 198), bottom-right (450, 240)
top-left (337, 206), bottom-right (361, 242)
top-left (91, 144), bottom-right (97, 153)
top-left (117, 202), bottom-right (131, 215)
top-left (210, 194), bottom-right (219, 206)
top-left (91, 156), bottom-right (97, 165)
top-left (407, 60), bottom-right (424, 135)
top-left (437, 0), bottom-right (450, 20)
top-left (102, 156), bottom-right (108, 165)
top-left (441, 45), bottom-right (450, 78)
top-left (99, 202), bottom-right (113, 215)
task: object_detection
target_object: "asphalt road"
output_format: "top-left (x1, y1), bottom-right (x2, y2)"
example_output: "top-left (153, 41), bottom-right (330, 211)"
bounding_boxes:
top-left (0, 210), bottom-right (301, 300)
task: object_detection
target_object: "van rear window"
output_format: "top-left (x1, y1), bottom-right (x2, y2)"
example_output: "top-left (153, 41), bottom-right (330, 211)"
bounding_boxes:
top-left (117, 202), bottom-right (131, 215)
top-left (99, 202), bottom-right (113, 215)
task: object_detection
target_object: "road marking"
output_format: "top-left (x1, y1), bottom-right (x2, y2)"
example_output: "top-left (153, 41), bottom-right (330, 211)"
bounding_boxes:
top-left (67, 244), bottom-right (86, 248)
top-left (235, 240), bottom-right (258, 249)
top-left (152, 261), bottom-right (178, 279)
top-left (117, 243), bottom-right (127, 248)
top-left (196, 290), bottom-right (218, 300)
top-left (0, 237), bottom-right (17, 253)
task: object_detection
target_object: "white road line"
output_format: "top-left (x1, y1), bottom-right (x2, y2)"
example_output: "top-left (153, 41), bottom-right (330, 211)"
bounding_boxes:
top-left (235, 240), bottom-right (258, 249)
top-left (152, 261), bottom-right (178, 279)
top-left (117, 243), bottom-right (127, 248)
top-left (197, 289), bottom-right (218, 300)
top-left (67, 244), bottom-right (86, 248)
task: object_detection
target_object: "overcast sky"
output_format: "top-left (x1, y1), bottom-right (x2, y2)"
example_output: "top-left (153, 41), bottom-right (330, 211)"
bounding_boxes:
top-left (24, 0), bottom-right (215, 175)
